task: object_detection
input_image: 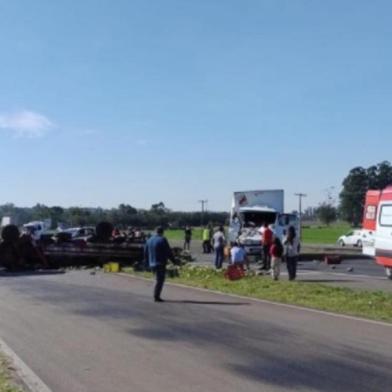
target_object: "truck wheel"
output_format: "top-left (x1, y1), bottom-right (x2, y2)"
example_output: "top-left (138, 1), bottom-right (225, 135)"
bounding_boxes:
top-left (385, 267), bottom-right (392, 280)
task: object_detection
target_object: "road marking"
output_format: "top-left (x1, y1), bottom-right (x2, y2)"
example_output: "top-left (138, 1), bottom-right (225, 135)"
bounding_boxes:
top-left (118, 273), bottom-right (392, 328)
top-left (325, 271), bottom-right (387, 280)
top-left (0, 337), bottom-right (53, 392)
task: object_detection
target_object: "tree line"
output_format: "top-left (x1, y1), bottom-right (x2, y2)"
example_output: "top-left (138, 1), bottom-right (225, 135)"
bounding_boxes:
top-left (316, 160), bottom-right (392, 226)
top-left (0, 201), bottom-right (228, 229)
top-left (1, 160), bottom-right (391, 229)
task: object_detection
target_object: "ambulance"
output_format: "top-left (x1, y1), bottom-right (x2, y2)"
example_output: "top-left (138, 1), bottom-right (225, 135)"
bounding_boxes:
top-left (362, 186), bottom-right (392, 279)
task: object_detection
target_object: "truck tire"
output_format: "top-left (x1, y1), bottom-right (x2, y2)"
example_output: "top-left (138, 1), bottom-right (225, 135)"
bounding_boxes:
top-left (385, 267), bottom-right (392, 280)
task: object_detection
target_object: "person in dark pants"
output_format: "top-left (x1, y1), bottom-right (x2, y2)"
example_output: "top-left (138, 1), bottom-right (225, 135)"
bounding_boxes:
top-left (144, 227), bottom-right (174, 302)
top-left (212, 226), bottom-right (226, 269)
top-left (262, 223), bottom-right (273, 270)
top-left (284, 226), bottom-right (300, 281)
top-left (184, 225), bottom-right (192, 251)
top-left (202, 226), bottom-right (212, 253)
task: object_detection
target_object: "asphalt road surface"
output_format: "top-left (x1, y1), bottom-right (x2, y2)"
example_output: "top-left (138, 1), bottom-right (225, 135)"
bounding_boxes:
top-left (0, 270), bottom-right (391, 392)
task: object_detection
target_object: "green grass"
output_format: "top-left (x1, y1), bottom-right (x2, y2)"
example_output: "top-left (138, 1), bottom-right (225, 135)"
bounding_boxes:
top-left (0, 356), bottom-right (23, 392)
top-left (165, 224), bottom-right (352, 245)
top-left (302, 224), bottom-right (352, 244)
top-left (165, 228), bottom-right (204, 241)
top-left (124, 265), bottom-right (392, 323)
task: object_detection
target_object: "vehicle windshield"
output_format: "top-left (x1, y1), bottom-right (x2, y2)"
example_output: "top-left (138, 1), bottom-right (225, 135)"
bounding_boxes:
top-left (240, 211), bottom-right (276, 227)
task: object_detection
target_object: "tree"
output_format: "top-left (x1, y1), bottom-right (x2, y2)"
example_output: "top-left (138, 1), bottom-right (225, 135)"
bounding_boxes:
top-left (150, 202), bottom-right (168, 214)
top-left (66, 207), bottom-right (91, 226)
top-left (316, 203), bottom-right (337, 226)
top-left (48, 206), bottom-right (64, 227)
top-left (340, 162), bottom-right (392, 226)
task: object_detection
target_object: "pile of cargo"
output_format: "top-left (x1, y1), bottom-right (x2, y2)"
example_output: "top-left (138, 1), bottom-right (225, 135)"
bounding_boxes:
top-left (0, 222), bottom-right (144, 271)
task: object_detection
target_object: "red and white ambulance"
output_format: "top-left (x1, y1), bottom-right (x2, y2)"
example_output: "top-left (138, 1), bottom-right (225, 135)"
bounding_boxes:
top-left (362, 186), bottom-right (392, 279)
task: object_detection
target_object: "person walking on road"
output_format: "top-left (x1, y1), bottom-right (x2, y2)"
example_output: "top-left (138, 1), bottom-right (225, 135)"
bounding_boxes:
top-left (262, 223), bottom-right (273, 270)
top-left (284, 226), bottom-right (300, 281)
top-left (184, 225), bottom-right (192, 251)
top-left (270, 236), bottom-right (284, 280)
top-left (144, 227), bottom-right (174, 302)
top-left (213, 226), bottom-right (226, 269)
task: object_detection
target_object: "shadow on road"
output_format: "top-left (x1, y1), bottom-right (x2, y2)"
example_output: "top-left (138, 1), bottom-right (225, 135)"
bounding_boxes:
top-left (0, 270), bottom-right (66, 278)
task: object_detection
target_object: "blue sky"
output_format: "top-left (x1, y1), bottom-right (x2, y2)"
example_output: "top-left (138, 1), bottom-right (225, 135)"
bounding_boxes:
top-left (0, 0), bottom-right (391, 212)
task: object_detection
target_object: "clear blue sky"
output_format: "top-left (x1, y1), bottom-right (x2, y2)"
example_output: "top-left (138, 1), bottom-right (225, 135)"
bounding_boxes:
top-left (0, 0), bottom-right (391, 212)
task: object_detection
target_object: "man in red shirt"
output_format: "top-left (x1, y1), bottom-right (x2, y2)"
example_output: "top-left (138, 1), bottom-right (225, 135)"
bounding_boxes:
top-left (261, 223), bottom-right (273, 270)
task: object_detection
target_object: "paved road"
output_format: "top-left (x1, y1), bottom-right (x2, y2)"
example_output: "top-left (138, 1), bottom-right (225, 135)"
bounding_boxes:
top-left (0, 270), bottom-right (391, 392)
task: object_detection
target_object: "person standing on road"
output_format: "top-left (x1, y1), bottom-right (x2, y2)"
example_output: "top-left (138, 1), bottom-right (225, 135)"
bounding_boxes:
top-left (184, 225), bottom-right (192, 251)
top-left (270, 236), bottom-right (284, 280)
top-left (262, 223), bottom-right (273, 271)
top-left (284, 226), bottom-right (300, 281)
top-left (202, 226), bottom-right (212, 254)
top-left (213, 226), bottom-right (226, 269)
top-left (144, 227), bottom-right (174, 302)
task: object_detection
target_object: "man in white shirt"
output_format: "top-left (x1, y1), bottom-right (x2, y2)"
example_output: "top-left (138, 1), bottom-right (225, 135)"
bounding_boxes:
top-left (212, 226), bottom-right (226, 269)
top-left (230, 242), bottom-right (248, 269)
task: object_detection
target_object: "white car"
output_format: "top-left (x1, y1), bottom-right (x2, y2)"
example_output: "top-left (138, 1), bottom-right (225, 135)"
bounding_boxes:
top-left (337, 229), bottom-right (372, 247)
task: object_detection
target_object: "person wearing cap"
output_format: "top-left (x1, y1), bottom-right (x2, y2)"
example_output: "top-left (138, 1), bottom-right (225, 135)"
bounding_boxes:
top-left (144, 227), bottom-right (174, 302)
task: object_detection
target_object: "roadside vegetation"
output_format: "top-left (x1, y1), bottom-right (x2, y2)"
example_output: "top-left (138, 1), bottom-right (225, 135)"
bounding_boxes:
top-left (124, 265), bottom-right (392, 323)
top-left (164, 224), bottom-right (351, 245)
top-left (0, 355), bottom-right (23, 392)
top-left (301, 224), bottom-right (351, 244)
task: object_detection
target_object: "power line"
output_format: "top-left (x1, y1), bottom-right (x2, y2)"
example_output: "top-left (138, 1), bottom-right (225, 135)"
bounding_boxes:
top-left (198, 200), bottom-right (208, 226)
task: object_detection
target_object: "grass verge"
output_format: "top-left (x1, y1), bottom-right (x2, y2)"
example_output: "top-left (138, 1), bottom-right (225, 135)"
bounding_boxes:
top-left (165, 228), bottom-right (204, 241)
top-left (0, 355), bottom-right (23, 392)
top-left (123, 265), bottom-right (392, 323)
top-left (302, 224), bottom-right (351, 244)
top-left (165, 224), bottom-right (352, 245)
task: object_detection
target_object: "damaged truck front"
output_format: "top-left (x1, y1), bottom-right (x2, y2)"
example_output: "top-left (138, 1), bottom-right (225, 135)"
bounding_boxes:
top-left (228, 190), bottom-right (298, 261)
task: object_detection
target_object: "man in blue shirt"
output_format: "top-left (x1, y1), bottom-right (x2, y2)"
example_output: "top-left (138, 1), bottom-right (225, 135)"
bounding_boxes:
top-left (144, 227), bottom-right (174, 302)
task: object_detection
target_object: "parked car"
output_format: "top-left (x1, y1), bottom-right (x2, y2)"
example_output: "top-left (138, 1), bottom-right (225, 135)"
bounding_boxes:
top-left (337, 229), bottom-right (372, 247)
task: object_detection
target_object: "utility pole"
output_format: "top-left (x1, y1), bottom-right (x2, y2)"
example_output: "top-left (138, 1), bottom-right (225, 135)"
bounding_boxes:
top-left (294, 193), bottom-right (307, 240)
top-left (198, 200), bottom-right (208, 226)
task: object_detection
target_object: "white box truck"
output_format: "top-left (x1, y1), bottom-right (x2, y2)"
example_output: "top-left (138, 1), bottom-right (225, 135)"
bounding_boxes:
top-left (228, 189), bottom-right (299, 260)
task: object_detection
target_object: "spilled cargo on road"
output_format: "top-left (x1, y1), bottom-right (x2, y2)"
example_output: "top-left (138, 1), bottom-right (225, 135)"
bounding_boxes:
top-left (0, 221), bottom-right (145, 271)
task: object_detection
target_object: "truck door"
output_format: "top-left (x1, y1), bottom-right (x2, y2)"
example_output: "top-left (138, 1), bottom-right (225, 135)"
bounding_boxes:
top-left (376, 202), bottom-right (392, 268)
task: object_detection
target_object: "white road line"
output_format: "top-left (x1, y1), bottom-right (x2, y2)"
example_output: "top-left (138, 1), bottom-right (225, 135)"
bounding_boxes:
top-left (0, 337), bottom-right (53, 392)
top-left (324, 271), bottom-right (387, 280)
top-left (118, 273), bottom-right (392, 328)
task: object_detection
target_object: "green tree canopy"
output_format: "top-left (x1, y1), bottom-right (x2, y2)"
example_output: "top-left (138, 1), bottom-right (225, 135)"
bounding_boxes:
top-left (340, 161), bottom-right (392, 225)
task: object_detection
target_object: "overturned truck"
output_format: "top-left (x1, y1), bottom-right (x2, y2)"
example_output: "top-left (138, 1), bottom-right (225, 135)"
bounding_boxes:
top-left (0, 222), bottom-right (144, 271)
